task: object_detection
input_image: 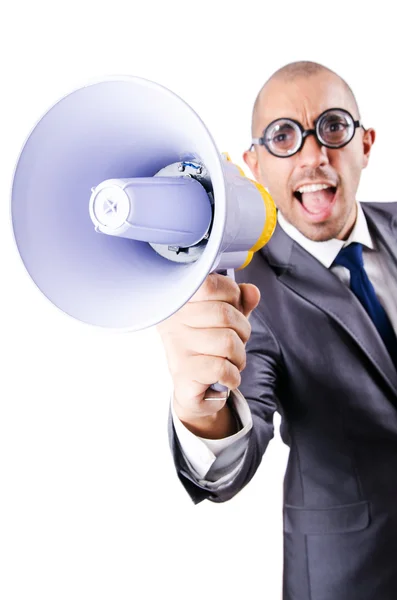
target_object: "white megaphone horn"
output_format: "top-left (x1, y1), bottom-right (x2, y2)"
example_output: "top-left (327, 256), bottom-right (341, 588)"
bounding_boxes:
top-left (11, 76), bottom-right (277, 394)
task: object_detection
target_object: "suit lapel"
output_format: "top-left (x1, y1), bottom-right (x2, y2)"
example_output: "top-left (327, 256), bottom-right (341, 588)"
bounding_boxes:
top-left (361, 202), bottom-right (397, 263)
top-left (262, 209), bottom-right (397, 397)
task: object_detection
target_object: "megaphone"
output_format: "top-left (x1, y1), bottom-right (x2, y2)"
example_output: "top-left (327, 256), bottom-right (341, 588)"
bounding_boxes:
top-left (11, 76), bottom-right (277, 392)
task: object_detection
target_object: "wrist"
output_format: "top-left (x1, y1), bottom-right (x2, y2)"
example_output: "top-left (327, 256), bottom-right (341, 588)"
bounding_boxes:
top-left (173, 396), bottom-right (239, 439)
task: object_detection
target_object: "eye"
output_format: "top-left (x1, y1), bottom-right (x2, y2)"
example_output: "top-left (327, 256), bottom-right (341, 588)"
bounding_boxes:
top-left (319, 109), bottom-right (354, 143)
top-left (323, 120), bottom-right (347, 133)
top-left (267, 123), bottom-right (298, 150)
top-left (274, 132), bottom-right (289, 142)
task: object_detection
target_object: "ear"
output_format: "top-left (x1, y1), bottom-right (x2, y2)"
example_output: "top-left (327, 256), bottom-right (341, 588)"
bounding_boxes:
top-left (362, 127), bottom-right (376, 169)
top-left (243, 147), bottom-right (264, 184)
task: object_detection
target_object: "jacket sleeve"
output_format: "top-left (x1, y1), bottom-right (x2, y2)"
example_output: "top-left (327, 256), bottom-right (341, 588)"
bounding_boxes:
top-left (168, 308), bottom-right (282, 504)
top-left (171, 388), bottom-right (252, 482)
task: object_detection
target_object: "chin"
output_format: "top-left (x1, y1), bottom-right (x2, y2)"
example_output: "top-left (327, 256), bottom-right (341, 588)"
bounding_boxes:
top-left (301, 218), bottom-right (349, 242)
top-left (304, 228), bottom-right (340, 242)
top-left (290, 198), bottom-right (354, 242)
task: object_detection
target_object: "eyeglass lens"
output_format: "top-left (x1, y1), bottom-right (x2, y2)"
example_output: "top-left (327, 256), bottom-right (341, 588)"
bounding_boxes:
top-left (265, 109), bottom-right (355, 156)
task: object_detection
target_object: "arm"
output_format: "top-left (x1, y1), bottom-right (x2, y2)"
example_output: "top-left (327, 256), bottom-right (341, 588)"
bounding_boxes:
top-left (169, 309), bottom-right (281, 504)
top-left (171, 387), bottom-right (253, 483)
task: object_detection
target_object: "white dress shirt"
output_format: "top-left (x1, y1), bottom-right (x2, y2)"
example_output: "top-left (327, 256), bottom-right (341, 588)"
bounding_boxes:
top-left (171, 201), bottom-right (397, 487)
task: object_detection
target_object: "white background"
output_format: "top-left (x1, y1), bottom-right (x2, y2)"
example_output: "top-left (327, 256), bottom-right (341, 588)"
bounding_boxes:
top-left (1, 1), bottom-right (396, 599)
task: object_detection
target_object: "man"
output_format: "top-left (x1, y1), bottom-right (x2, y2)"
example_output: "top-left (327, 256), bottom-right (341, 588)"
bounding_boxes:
top-left (157, 61), bottom-right (397, 600)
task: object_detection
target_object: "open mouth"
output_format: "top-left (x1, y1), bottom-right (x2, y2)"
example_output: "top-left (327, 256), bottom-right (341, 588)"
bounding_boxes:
top-left (294, 186), bottom-right (337, 202)
top-left (293, 185), bottom-right (338, 219)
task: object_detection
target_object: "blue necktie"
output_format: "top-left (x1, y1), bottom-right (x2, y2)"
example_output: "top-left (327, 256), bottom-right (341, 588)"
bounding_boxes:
top-left (333, 242), bottom-right (397, 367)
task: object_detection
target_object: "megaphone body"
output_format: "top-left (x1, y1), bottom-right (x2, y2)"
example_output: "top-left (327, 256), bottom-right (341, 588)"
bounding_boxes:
top-left (11, 76), bottom-right (277, 393)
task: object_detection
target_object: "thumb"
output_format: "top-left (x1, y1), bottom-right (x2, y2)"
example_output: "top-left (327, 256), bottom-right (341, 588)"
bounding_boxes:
top-left (239, 283), bottom-right (261, 318)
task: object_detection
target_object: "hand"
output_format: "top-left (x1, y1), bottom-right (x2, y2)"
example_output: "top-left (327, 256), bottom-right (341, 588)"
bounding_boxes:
top-left (157, 273), bottom-right (260, 428)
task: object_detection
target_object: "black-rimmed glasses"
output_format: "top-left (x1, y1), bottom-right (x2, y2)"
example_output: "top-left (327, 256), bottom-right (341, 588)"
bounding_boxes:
top-left (250, 108), bottom-right (364, 158)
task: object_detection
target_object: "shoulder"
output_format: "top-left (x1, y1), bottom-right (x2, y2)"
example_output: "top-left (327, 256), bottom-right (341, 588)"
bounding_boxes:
top-left (361, 200), bottom-right (397, 219)
top-left (234, 247), bottom-right (285, 326)
top-left (234, 246), bottom-right (275, 287)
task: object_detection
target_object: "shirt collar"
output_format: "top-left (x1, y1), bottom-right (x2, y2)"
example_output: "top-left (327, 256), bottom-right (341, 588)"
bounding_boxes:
top-left (277, 202), bottom-right (375, 268)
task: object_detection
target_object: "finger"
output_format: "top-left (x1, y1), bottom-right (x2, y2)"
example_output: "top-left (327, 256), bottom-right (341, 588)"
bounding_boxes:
top-left (189, 273), bottom-right (243, 312)
top-left (239, 283), bottom-right (261, 318)
top-left (184, 328), bottom-right (246, 371)
top-left (179, 354), bottom-right (242, 392)
top-left (178, 301), bottom-right (251, 344)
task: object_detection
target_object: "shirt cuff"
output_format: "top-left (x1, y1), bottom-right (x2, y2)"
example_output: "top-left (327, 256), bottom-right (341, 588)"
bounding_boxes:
top-left (171, 388), bottom-right (253, 480)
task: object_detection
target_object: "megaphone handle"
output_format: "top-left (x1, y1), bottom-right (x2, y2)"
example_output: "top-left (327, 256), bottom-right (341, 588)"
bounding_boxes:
top-left (205, 268), bottom-right (235, 399)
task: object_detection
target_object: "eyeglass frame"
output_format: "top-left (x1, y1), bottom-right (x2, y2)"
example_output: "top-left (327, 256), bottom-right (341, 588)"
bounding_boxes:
top-left (250, 107), bottom-right (365, 157)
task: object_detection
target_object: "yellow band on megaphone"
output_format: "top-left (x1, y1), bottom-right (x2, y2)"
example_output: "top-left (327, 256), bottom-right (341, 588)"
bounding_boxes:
top-left (222, 152), bottom-right (277, 255)
top-left (236, 251), bottom-right (254, 271)
top-left (248, 180), bottom-right (277, 252)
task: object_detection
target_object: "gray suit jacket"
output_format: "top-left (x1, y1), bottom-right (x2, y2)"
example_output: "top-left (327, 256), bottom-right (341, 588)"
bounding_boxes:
top-left (169, 201), bottom-right (397, 600)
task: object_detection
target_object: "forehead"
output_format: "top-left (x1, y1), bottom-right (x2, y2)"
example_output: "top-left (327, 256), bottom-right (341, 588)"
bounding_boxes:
top-left (255, 73), bottom-right (356, 131)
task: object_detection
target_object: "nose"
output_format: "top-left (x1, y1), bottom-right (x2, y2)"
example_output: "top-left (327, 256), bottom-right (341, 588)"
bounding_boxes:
top-left (297, 132), bottom-right (329, 169)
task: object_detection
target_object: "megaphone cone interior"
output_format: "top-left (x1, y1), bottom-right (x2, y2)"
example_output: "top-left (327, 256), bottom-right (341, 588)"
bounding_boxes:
top-left (12, 77), bottom-right (230, 331)
top-left (12, 77), bottom-right (276, 331)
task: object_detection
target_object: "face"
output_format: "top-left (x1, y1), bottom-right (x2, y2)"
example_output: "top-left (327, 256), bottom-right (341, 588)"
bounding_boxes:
top-left (244, 72), bottom-right (376, 241)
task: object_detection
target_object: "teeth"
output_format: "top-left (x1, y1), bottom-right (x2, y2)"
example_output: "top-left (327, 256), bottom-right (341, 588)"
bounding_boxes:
top-left (297, 183), bottom-right (332, 194)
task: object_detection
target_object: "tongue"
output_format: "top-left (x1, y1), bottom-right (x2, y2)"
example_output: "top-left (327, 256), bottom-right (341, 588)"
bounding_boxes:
top-left (301, 188), bottom-right (335, 214)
